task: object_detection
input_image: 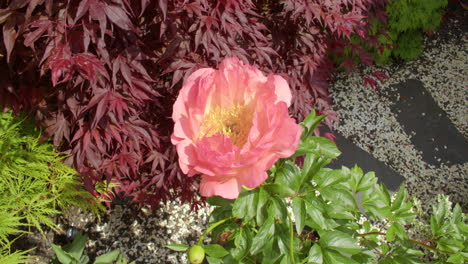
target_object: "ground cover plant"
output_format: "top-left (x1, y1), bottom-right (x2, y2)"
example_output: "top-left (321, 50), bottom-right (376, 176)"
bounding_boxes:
top-left (360, 0), bottom-right (448, 64)
top-left (169, 111), bottom-right (468, 264)
top-left (0, 0), bottom-right (396, 207)
top-left (0, 111), bottom-right (104, 263)
top-left (51, 231), bottom-right (134, 264)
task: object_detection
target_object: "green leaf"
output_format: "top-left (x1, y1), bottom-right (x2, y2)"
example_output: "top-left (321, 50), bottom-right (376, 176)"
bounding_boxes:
top-left (437, 237), bottom-right (464, 253)
top-left (63, 232), bottom-right (87, 260)
top-left (321, 187), bottom-right (357, 211)
top-left (391, 185), bottom-right (407, 212)
top-left (256, 187), bottom-right (270, 225)
top-left (309, 137), bottom-right (341, 159)
top-left (51, 244), bottom-right (75, 264)
top-left (294, 137), bottom-right (340, 160)
top-left (300, 111), bottom-right (326, 139)
top-left (232, 189), bottom-right (258, 221)
top-left (447, 252), bottom-right (464, 263)
top-left (386, 224), bottom-right (396, 242)
top-left (203, 244), bottom-right (229, 258)
top-left (358, 171), bottom-right (377, 192)
top-left (392, 222), bottom-right (407, 240)
top-left (231, 228), bottom-right (252, 260)
top-left (206, 256), bottom-right (224, 264)
top-left (381, 243), bottom-right (389, 255)
top-left (206, 196), bottom-right (234, 207)
top-left (325, 204), bottom-right (356, 220)
top-left (323, 249), bottom-right (359, 264)
top-left (165, 244), bottom-right (189, 252)
top-left (274, 161), bottom-right (302, 193)
top-left (305, 202), bottom-right (327, 230)
top-left (315, 169), bottom-right (348, 189)
top-left (292, 197), bottom-right (306, 234)
top-left (264, 183), bottom-right (295, 197)
top-left (269, 196), bottom-right (287, 222)
top-left (94, 249), bottom-right (121, 264)
top-left (307, 244), bottom-right (323, 264)
top-left (319, 231), bottom-right (361, 255)
top-left (250, 217), bottom-right (275, 255)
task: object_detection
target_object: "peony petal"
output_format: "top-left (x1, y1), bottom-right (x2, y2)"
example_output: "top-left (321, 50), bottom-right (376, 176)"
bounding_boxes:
top-left (270, 74), bottom-right (292, 106)
top-left (199, 175), bottom-right (241, 199)
top-left (237, 169), bottom-right (268, 189)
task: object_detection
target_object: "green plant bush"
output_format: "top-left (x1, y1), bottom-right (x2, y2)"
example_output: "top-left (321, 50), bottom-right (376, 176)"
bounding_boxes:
top-left (373, 0), bottom-right (448, 63)
top-left (51, 231), bottom-right (134, 264)
top-left (0, 111), bottom-right (105, 263)
top-left (169, 111), bottom-right (467, 264)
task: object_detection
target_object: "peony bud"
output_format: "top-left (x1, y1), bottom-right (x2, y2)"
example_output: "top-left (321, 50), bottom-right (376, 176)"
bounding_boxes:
top-left (188, 245), bottom-right (205, 264)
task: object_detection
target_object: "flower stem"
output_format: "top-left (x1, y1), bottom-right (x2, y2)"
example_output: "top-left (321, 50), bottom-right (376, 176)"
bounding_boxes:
top-left (197, 217), bottom-right (233, 245)
top-left (288, 211), bottom-right (296, 264)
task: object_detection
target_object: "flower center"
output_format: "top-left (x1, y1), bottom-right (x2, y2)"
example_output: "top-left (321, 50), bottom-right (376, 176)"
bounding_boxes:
top-left (200, 104), bottom-right (253, 147)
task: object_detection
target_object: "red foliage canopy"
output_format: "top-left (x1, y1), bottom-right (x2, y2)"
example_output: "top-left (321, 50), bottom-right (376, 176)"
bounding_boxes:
top-left (0, 0), bottom-right (387, 208)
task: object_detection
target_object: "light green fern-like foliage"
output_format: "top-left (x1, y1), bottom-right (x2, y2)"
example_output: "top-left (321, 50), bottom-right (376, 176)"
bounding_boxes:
top-left (369, 0), bottom-right (448, 63)
top-left (0, 111), bottom-right (105, 263)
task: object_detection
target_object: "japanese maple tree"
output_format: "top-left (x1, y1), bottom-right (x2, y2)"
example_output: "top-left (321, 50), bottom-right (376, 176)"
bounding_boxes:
top-left (0, 0), bottom-right (387, 207)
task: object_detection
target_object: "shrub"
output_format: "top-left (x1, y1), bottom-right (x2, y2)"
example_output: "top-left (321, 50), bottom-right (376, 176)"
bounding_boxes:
top-left (0, 111), bottom-right (103, 262)
top-left (51, 231), bottom-right (134, 264)
top-left (0, 0), bottom-right (387, 206)
top-left (368, 0), bottom-right (448, 63)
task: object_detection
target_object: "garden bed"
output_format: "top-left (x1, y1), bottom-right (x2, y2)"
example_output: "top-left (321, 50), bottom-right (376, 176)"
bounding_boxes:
top-left (10, 3), bottom-right (467, 264)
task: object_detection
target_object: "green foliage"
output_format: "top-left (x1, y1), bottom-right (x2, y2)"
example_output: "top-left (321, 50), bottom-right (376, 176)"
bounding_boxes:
top-left (369, 0), bottom-right (447, 63)
top-left (0, 111), bottom-right (105, 263)
top-left (169, 111), bottom-right (467, 263)
top-left (51, 232), bottom-right (134, 264)
top-left (0, 240), bottom-right (33, 264)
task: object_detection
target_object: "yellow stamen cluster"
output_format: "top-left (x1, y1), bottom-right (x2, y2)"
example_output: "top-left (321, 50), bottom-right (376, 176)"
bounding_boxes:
top-left (200, 104), bottom-right (253, 147)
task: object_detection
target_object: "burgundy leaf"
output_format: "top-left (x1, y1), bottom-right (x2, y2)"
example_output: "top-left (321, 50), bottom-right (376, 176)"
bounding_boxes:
top-left (24, 19), bottom-right (51, 47)
top-left (75, 0), bottom-right (91, 22)
top-left (104, 2), bottom-right (133, 31)
top-left (3, 16), bottom-right (18, 64)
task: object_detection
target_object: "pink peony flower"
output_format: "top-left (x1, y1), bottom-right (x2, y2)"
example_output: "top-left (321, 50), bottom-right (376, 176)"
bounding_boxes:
top-left (171, 57), bottom-right (302, 199)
